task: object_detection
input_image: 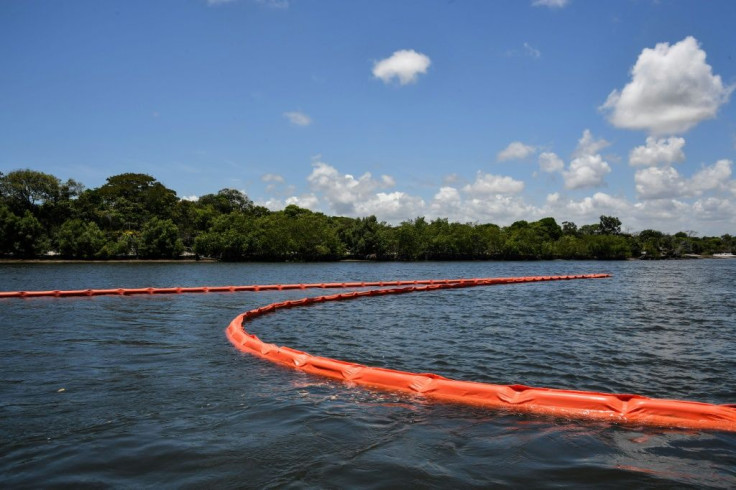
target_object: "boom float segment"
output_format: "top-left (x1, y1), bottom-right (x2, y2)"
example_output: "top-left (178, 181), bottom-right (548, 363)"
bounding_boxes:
top-left (4, 273), bottom-right (735, 431)
top-left (0, 276), bottom-right (596, 298)
top-left (225, 275), bottom-right (736, 432)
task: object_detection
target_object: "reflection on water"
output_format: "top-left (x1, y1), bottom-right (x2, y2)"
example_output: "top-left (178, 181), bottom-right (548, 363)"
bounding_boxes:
top-left (1, 260), bottom-right (734, 488)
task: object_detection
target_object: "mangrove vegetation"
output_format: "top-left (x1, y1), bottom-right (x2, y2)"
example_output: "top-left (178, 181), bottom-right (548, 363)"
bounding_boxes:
top-left (1, 169), bottom-right (733, 261)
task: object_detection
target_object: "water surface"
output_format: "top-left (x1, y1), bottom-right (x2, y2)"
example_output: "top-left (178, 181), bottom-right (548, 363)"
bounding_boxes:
top-left (1, 260), bottom-right (734, 488)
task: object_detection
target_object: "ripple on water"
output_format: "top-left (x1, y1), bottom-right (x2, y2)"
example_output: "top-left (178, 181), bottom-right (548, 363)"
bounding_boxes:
top-left (1, 261), bottom-right (734, 488)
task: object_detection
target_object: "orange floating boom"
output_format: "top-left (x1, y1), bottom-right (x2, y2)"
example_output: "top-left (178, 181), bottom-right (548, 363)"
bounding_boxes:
top-left (0, 276), bottom-right (591, 298)
top-left (4, 273), bottom-right (735, 431)
top-left (224, 275), bottom-right (736, 432)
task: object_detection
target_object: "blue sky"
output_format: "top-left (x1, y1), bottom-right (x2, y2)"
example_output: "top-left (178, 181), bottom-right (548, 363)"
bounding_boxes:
top-left (2, 0), bottom-right (735, 234)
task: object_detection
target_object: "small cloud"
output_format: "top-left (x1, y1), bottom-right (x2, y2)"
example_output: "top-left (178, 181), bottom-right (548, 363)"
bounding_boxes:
top-left (562, 130), bottom-right (612, 189)
top-left (207, 0), bottom-right (236, 5)
top-left (262, 173), bottom-right (285, 183)
top-left (538, 152), bottom-right (564, 173)
top-left (573, 129), bottom-right (610, 158)
top-left (629, 136), bottom-right (686, 167)
top-left (182, 195), bottom-right (199, 202)
top-left (256, 0), bottom-right (289, 8)
top-left (373, 49), bottom-right (431, 85)
top-left (532, 0), bottom-right (570, 8)
top-left (283, 111), bottom-right (312, 126)
top-left (497, 141), bottom-right (537, 161)
top-left (563, 154), bottom-right (611, 190)
top-left (442, 173), bottom-right (462, 185)
top-left (523, 42), bottom-right (541, 58)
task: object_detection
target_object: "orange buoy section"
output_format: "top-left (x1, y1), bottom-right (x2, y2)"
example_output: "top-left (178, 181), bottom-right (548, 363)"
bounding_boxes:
top-left (0, 276), bottom-right (585, 298)
top-left (4, 273), bottom-right (735, 431)
top-left (224, 275), bottom-right (736, 432)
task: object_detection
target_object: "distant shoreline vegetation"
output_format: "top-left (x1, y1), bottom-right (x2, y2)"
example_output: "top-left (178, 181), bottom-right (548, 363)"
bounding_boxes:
top-left (1, 170), bottom-right (734, 262)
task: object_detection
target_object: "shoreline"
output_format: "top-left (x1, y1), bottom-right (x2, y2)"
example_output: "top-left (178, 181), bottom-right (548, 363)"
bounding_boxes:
top-left (0, 255), bottom-right (733, 264)
top-left (0, 258), bottom-right (217, 264)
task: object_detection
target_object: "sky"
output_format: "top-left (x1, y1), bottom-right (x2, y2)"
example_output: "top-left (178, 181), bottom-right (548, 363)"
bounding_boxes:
top-left (1, 0), bottom-right (735, 235)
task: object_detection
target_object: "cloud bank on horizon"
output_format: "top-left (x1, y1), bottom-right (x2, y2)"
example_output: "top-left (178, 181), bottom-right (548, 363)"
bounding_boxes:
top-left (1, 1), bottom-right (735, 235)
top-left (260, 34), bottom-right (734, 234)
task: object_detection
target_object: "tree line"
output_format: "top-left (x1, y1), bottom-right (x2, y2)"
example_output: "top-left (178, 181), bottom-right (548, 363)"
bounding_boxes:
top-left (1, 169), bottom-right (733, 261)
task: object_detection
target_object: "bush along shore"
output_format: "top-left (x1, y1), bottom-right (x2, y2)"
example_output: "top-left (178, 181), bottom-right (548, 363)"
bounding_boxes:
top-left (1, 170), bottom-right (734, 262)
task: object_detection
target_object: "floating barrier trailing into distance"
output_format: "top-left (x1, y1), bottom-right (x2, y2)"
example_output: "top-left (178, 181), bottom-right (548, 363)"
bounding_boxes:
top-left (4, 274), bottom-right (736, 431)
top-left (0, 276), bottom-right (595, 298)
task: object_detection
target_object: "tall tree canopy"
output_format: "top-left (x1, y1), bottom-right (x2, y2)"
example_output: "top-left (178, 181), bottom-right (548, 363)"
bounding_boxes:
top-left (1, 169), bottom-right (733, 261)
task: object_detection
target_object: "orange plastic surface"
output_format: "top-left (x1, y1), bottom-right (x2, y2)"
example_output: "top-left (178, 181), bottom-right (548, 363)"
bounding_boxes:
top-left (0, 277), bottom-right (572, 298)
top-left (224, 275), bottom-right (736, 432)
top-left (4, 273), bottom-right (735, 431)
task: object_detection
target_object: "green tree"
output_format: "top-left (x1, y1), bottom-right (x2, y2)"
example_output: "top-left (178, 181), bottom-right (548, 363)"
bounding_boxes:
top-left (554, 235), bottom-right (589, 259)
top-left (0, 203), bottom-right (19, 255)
top-left (0, 169), bottom-right (77, 213)
top-left (340, 215), bottom-right (388, 258)
top-left (138, 217), bottom-right (183, 259)
top-left (503, 221), bottom-right (543, 259)
top-left (101, 231), bottom-right (141, 258)
top-left (57, 219), bottom-right (107, 259)
top-left (93, 173), bottom-right (178, 230)
top-left (477, 223), bottom-right (503, 257)
top-left (198, 188), bottom-right (254, 214)
top-left (579, 223), bottom-right (599, 235)
top-left (0, 169), bottom-right (82, 246)
top-left (193, 212), bottom-right (255, 260)
top-left (562, 221), bottom-right (578, 236)
top-left (586, 235), bottom-right (630, 259)
top-left (13, 211), bottom-right (48, 257)
top-left (599, 215), bottom-right (622, 235)
top-left (534, 217), bottom-right (563, 241)
top-left (395, 218), bottom-right (429, 260)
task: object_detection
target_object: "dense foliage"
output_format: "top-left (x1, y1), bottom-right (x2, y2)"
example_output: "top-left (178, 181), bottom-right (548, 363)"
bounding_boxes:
top-left (1, 170), bottom-right (733, 261)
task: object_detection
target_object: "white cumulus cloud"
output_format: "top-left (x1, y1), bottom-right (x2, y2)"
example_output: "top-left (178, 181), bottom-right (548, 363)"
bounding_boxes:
top-left (538, 152), bottom-right (565, 173)
top-left (601, 36), bottom-right (733, 135)
top-left (564, 155), bottom-right (611, 190)
top-left (573, 129), bottom-right (610, 158)
top-left (497, 141), bottom-right (537, 161)
top-left (307, 161), bottom-right (396, 215)
top-left (285, 194), bottom-right (319, 209)
top-left (373, 49), bottom-right (431, 85)
top-left (357, 192), bottom-right (425, 221)
top-left (635, 159), bottom-right (733, 200)
top-left (463, 171), bottom-right (525, 196)
top-left (562, 130), bottom-right (612, 189)
top-left (629, 136), bottom-right (686, 167)
top-left (283, 111), bottom-right (312, 126)
top-left (549, 192), bottom-right (632, 225)
top-left (432, 186), bottom-right (463, 208)
top-left (690, 159), bottom-right (732, 194)
top-left (635, 167), bottom-right (688, 200)
top-left (261, 194), bottom-right (319, 212)
top-left (692, 197), bottom-right (735, 222)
